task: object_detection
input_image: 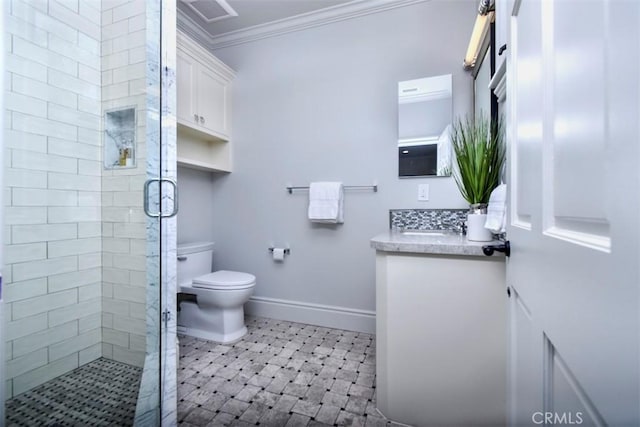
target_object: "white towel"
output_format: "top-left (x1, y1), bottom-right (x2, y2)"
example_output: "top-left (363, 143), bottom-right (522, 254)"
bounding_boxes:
top-left (308, 182), bottom-right (344, 223)
top-left (485, 183), bottom-right (507, 233)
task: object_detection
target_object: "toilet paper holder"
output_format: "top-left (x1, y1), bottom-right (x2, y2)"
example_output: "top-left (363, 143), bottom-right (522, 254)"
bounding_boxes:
top-left (268, 247), bottom-right (290, 255)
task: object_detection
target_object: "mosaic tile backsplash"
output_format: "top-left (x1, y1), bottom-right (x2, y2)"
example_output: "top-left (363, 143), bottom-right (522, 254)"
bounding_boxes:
top-left (390, 209), bottom-right (468, 232)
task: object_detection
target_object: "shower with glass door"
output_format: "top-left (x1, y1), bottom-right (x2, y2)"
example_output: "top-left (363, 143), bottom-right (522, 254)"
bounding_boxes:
top-left (1, 0), bottom-right (177, 424)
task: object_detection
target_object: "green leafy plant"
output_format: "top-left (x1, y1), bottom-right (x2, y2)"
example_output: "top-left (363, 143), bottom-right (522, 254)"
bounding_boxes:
top-left (451, 113), bottom-right (505, 206)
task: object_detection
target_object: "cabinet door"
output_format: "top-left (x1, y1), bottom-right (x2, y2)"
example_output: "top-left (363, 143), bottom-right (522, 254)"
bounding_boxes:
top-left (197, 66), bottom-right (230, 138)
top-left (176, 49), bottom-right (198, 126)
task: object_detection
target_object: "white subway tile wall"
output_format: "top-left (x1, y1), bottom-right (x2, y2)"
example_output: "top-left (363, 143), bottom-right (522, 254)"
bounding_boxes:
top-left (100, 0), bottom-right (147, 369)
top-left (4, 0), bottom-right (148, 398)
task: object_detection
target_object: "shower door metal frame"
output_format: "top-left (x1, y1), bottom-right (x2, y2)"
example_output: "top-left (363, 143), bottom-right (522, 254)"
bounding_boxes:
top-left (159, 0), bottom-right (179, 421)
top-left (0, 2), bottom-right (6, 423)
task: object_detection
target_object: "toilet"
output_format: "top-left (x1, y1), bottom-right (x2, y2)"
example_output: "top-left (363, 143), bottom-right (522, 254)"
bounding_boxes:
top-left (177, 242), bottom-right (256, 343)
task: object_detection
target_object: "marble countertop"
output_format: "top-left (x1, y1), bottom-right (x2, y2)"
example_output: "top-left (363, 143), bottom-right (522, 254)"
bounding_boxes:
top-left (370, 230), bottom-right (505, 257)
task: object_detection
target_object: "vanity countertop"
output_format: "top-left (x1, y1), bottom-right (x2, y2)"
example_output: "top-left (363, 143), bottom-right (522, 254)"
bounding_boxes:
top-left (370, 231), bottom-right (505, 257)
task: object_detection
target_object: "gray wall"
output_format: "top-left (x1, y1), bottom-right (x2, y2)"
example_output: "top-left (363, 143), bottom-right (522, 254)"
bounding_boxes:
top-left (177, 166), bottom-right (216, 245)
top-left (178, 1), bottom-right (475, 315)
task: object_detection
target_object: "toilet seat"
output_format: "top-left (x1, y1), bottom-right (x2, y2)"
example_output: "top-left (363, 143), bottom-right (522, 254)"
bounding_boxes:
top-left (192, 270), bottom-right (256, 290)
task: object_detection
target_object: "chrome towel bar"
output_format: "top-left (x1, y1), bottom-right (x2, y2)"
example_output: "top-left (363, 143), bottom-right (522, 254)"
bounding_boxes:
top-left (286, 183), bottom-right (378, 194)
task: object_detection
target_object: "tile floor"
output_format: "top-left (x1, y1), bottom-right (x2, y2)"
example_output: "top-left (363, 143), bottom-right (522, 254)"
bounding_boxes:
top-left (4, 316), bottom-right (389, 427)
top-left (178, 316), bottom-right (394, 427)
top-left (5, 357), bottom-right (142, 426)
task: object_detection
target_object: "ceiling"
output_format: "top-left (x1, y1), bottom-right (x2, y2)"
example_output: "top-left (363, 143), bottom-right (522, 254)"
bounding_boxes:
top-left (178, 0), bottom-right (355, 38)
top-left (177, 0), bottom-right (429, 50)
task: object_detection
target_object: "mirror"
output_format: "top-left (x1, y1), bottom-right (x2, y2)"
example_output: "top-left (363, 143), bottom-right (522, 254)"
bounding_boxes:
top-left (398, 74), bottom-right (452, 177)
top-left (474, 48), bottom-right (492, 119)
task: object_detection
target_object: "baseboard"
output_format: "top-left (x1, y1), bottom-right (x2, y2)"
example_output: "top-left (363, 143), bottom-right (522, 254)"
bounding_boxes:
top-left (245, 296), bottom-right (376, 334)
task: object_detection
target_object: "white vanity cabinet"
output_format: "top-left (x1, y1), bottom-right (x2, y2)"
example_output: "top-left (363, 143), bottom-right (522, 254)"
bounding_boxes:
top-left (371, 232), bottom-right (507, 426)
top-left (177, 31), bottom-right (235, 172)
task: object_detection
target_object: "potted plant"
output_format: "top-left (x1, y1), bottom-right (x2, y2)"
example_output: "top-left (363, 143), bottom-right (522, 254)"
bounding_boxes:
top-left (451, 113), bottom-right (505, 241)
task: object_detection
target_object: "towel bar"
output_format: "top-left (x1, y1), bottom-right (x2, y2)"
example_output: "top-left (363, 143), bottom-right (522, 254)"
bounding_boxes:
top-left (286, 184), bottom-right (378, 194)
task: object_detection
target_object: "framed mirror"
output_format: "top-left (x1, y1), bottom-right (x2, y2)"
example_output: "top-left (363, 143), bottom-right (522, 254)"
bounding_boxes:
top-left (398, 74), bottom-right (452, 177)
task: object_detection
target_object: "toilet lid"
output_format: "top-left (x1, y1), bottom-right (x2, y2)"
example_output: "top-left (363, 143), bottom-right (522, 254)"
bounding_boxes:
top-left (192, 270), bottom-right (256, 290)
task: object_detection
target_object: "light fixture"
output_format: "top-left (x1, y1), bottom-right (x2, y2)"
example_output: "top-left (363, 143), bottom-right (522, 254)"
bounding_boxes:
top-left (463, 2), bottom-right (495, 69)
top-left (477, 0), bottom-right (493, 15)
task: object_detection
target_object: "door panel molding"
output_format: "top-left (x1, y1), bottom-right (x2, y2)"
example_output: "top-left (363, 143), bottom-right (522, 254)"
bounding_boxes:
top-left (540, 0), bottom-right (611, 253)
top-left (545, 335), bottom-right (606, 426)
top-left (543, 225), bottom-right (610, 253)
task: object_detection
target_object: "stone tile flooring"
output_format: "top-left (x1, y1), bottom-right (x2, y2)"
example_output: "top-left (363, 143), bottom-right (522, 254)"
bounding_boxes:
top-left (178, 317), bottom-right (392, 427)
top-left (178, 316), bottom-right (395, 427)
top-left (5, 357), bottom-right (142, 426)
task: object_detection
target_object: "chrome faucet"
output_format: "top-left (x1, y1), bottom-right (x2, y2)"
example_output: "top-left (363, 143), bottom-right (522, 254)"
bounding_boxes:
top-left (457, 219), bottom-right (467, 235)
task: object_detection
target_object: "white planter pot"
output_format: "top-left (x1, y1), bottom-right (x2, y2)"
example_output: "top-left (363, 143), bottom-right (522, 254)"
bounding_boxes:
top-left (467, 213), bottom-right (493, 242)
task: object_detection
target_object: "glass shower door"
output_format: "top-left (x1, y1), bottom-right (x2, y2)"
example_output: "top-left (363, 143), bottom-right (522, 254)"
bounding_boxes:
top-left (138, 0), bottom-right (178, 424)
top-left (134, 0), bottom-right (179, 424)
top-left (1, 0), bottom-right (176, 425)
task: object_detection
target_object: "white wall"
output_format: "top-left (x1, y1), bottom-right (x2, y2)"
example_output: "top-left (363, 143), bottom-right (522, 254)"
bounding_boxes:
top-left (4, 0), bottom-right (103, 397)
top-left (178, 1), bottom-right (475, 330)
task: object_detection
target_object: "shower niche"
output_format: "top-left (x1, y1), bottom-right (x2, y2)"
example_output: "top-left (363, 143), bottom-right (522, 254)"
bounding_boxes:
top-left (104, 107), bottom-right (136, 169)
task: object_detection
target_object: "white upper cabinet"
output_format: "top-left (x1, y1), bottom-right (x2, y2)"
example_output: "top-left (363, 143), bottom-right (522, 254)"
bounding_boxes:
top-left (177, 31), bottom-right (235, 172)
top-left (176, 49), bottom-right (198, 127)
top-left (197, 65), bottom-right (229, 136)
top-left (177, 31), bottom-right (234, 141)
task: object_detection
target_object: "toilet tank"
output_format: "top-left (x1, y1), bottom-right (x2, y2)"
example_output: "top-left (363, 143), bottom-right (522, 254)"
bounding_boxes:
top-left (177, 242), bottom-right (215, 287)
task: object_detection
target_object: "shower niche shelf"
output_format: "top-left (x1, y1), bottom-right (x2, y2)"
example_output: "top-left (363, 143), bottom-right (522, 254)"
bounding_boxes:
top-left (104, 107), bottom-right (136, 169)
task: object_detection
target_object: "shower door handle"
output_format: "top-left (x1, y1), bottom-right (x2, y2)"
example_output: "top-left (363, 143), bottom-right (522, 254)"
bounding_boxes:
top-left (144, 178), bottom-right (179, 218)
top-left (161, 179), bottom-right (179, 218)
top-left (143, 179), bottom-right (160, 218)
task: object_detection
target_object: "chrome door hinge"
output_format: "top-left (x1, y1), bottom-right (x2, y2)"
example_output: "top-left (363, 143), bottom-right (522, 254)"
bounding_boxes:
top-left (162, 311), bottom-right (172, 325)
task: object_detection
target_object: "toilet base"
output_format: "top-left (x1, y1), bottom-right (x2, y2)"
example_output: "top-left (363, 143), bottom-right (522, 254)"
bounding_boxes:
top-left (177, 296), bottom-right (250, 344)
top-left (177, 324), bottom-right (247, 344)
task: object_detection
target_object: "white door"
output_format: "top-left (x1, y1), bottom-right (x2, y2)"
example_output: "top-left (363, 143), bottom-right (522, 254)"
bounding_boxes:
top-left (176, 49), bottom-right (198, 126)
top-left (197, 66), bottom-right (229, 138)
top-left (506, 1), bottom-right (639, 426)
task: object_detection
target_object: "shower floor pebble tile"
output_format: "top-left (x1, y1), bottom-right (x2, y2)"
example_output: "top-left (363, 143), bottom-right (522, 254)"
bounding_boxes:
top-left (5, 358), bottom-right (142, 427)
top-left (178, 316), bottom-right (396, 427)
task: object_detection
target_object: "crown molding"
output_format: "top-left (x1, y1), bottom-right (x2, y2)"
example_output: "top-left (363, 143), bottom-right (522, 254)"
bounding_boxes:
top-left (177, 0), bottom-right (431, 51)
top-left (177, 9), bottom-right (223, 50)
top-left (177, 31), bottom-right (236, 79)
